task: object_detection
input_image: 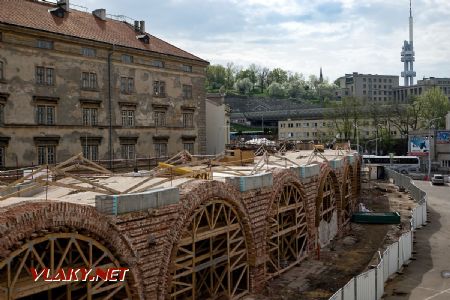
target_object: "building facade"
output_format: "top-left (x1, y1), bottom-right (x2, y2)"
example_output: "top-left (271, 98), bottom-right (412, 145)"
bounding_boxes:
top-left (205, 94), bottom-right (230, 155)
top-left (0, 0), bottom-right (208, 169)
top-left (336, 72), bottom-right (399, 102)
top-left (393, 77), bottom-right (450, 102)
top-left (279, 118), bottom-right (403, 143)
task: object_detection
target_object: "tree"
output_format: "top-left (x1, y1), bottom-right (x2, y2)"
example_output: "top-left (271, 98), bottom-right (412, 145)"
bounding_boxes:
top-left (267, 68), bottom-right (288, 85)
top-left (234, 78), bottom-right (253, 94)
top-left (257, 66), bottom-right (270, 93)
top-left (416, 87), bottom-right (450, 128)
top-left (267, 82), bottom-right (285, 98)
top-left (205, 64), bottom-right (226, 90)
top-left (325, 97), bottom-right (362, 141)
top-left (224, 62), bottom-right (237, 90)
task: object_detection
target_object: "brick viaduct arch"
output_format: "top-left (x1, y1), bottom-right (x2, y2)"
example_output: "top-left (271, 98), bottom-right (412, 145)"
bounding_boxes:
top-left (0, 159), bottom-right (361, 300)
top-left (0, 201), bottom-right (143, 299)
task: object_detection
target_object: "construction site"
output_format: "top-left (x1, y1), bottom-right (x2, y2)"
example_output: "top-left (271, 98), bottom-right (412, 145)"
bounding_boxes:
top-left (0, 146), bottom-right (361, 299)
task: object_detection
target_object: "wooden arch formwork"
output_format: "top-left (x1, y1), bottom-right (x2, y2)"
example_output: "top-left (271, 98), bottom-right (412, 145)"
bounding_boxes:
top-left (168, 199), bottom-right (250, 299)
top-left (341, 164), bottom-right (355, 226)
top-left (0, 233), bottom-right (132, 300)
top-left (266, 179), bottom-right (308, 278)
top-left (315, 168), bottom-right (341, 247)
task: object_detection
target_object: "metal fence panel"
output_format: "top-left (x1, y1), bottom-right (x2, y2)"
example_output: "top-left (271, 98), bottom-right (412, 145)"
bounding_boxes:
top-left (398, 235), bottom-right (405, 267)
top-left (422, 200), bottom-right (427, 224)
top-left (402, 231), bottom-right (412, 263)
top-left (416, 204), bottom-right (423, 227)
top-left (388, 242), bottom-right (399, 277)
top-left (329, 289), bottom-right (342, 300)
top-left (356, 269), bottom-right (376, 300)
top-left (376, 262), bottom-right (384, 299)
top-left (383, 249), bottom-right (389, 282)
top-left (342, 277), bottom-right (356, 300)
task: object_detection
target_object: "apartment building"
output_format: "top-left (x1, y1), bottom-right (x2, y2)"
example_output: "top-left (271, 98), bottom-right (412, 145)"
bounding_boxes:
top-left (393, 77), bottom-right (450, 102)
top-left (336, 72), bottom-right (399, 102)
top-left (279, 118), bottom-right (403, 142)
top-left (0, 0), bottom-right (209, 168)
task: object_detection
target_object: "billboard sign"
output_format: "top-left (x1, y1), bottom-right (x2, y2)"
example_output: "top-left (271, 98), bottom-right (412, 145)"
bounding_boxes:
top-left (409, 135), bottom-right (429, 156)
top-left (437, 131), bottom-right (450, 144)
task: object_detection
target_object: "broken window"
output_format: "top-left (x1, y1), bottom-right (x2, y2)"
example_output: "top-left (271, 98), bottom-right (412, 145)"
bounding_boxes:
top-left (153, 81), bottom-right (166, 97)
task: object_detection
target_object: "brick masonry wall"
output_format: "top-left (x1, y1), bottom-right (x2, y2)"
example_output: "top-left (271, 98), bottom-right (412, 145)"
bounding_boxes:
top-left (0, 158), bottom-right (360, 299)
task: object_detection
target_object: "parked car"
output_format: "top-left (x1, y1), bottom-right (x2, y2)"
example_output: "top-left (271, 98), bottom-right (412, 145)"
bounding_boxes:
top-left (431, 174), bottom-right (445, 185)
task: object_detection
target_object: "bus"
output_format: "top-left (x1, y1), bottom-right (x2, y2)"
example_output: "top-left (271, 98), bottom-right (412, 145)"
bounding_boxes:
top-left (362, 155), bottom-right (420, 174)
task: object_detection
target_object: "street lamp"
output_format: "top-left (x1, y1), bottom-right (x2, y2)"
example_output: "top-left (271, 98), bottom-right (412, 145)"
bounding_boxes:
top-left (353, 123), bottom-right (360, 153)
top-left (254, 104), bottom-right (269, 134)
top-left (427, 117), bottom-right (442, 181)
top-left (375, 124), bottom-right (383, 155)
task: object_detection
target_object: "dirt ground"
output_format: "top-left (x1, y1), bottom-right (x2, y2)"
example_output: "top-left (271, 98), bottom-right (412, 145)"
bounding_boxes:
top-left (247, 180), bottom-right (416, 300)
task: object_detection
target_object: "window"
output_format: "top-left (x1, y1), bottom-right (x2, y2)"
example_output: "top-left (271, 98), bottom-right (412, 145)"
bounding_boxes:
top-left (182, 85), bottom-right (192, 99)
top-left (363, 90), bottom-right (366, 95)
top-left (153, 81), bottom-right (166, 97)
top-left (120, 77), bottom-right (134, 94)
top-left (82, 108), bottom-right (98, 126)
top-left (121, 109), bottom-right (135, 127)
top-left (154, 111), bottom-right (166, 127)
top-left (121, 54), bottom-right (133, 64)
top-left (183, 143), bottom-right (194, 154)
top-left (82, 144), bottom-right (98, 161)
top-left (182, 65), bottom-right (192, 73)
top-left (0, 103), bottom-right (3, 125)
top-left (151, 60), bottom-right (164, 68)
top-left (36, 105), bottom-right (55, 125)
top-left (182, 112), bottom-right (193, 128)
top-left (81, 72), bottom-right (97, 89)
top-left (37, 40), bottom-right (53, 49)
top-left (121, 144), bottom-right (135, 160)
top-left (0, 146), bottom-right (4, 168)
top-left (363, 84), bottom-right (366, 88)
top-left (81, 47), bottom-right (96, 57)
top-left (154, 143), bottom-right (167, 158)
top-left (38, 145), bottom-right (56, 165)
top-left (0, 61), bottom-right (3, 79)
top-left (36, 67), bottom-right (54, 85)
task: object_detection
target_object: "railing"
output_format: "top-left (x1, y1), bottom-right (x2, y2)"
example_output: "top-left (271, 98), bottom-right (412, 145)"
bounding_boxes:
top-left (329, 168), bottom-right (427, 300)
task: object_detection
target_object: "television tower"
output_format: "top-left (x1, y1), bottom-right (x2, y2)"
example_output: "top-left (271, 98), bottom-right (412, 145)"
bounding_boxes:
top-left (401, 0), bottom-right (416, 86)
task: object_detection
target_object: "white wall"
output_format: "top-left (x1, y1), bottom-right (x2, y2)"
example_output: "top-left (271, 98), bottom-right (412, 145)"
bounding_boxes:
top-left (206, 100), bottom-right (229, 155)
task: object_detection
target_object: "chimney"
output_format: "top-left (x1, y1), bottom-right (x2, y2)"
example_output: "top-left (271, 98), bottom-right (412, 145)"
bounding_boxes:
top-left (92, 9), bottom-right (106, 21)
top-left (57, 0), bottom-right (69, 11)
top-left (139, 20), bottom-right (145, 33)
top-left (134, 21), bottom-right (140, 32)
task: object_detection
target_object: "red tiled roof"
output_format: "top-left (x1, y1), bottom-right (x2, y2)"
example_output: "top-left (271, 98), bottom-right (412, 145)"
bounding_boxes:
top-left (0, 0), bottom-right (208, 63)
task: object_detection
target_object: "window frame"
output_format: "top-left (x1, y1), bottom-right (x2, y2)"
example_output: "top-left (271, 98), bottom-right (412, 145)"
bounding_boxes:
top-left (81, 72), bottom-right (97, 90)
top-left (182, 112), bottom-right (194, 128)
top-left (154, 142), bottom-right (167, 158)
top-left (120, 77), bottom-right (134, 94)
top-left (37, 145), bottom-right (56, 165)
top-left (121, 108), bottom-right (135, 127)
top-left (37, 39), bottom-right (54, 50)
top-left (36, 104), bottom-right (56, 125)
top-left (182, 84), bottom-right (193, 99)
top-left (81, 47), bottom-right (96, 57)
top-left (153, 81), bottom-right (166, 97)
top-left (121, 144), bottom-right (136, 160)
top-left (36, 66), bottom-right (54, 85)
top-left (82, 107), bottom-right (98, 126)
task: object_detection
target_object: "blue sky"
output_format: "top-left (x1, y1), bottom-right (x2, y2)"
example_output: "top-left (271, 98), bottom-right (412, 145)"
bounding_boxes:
top-left (73, 0), bottom-right (450, 82)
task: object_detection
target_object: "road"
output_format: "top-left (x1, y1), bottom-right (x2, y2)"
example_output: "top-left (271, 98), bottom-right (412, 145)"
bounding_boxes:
top-left (384, 180), bottom-right (450, 300)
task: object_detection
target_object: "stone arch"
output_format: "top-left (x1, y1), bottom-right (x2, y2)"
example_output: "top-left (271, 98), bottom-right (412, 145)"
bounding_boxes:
top-left (341, 163), bottom-right (356, 226)
top-left (0, 201), bottom-right (142, 299)
top-left (315, 166), bottom-right (341, 247)
top-left (159, 180), bottom-right (255, 299)
top-left (265, 169), bottom-right (310, 278)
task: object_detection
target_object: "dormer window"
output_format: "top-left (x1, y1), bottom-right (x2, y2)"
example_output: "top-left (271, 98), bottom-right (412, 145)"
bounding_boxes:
top-left (137, 35), bottom-right (150, 44)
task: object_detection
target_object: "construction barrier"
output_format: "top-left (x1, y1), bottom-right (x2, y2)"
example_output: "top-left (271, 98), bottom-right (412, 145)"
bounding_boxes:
top-left (328, 169), bottom-right (427, 300)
